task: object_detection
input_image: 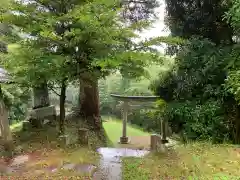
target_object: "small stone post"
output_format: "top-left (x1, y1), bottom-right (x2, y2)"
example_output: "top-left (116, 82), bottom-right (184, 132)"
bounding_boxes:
top-left (150, 134), bottom-right (161, 151)
top-left (161, 119), bottom-right (169, 144)
top-left (78, 128), bottom-right (89, 145)
top-left (22, 121), bottom-right (31, 131)
top-left (120, 101), bottom-right (129, 144)
top-left (59, 134), bottom-right (71, 146)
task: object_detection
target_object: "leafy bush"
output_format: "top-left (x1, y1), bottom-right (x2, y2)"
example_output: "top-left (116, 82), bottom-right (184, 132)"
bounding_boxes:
top-left (165, 100), bottom-right (231, 143)
top-left (128, 109), bottom-right (161, 132)
top-left (151, 38), bottom-right (240, 143)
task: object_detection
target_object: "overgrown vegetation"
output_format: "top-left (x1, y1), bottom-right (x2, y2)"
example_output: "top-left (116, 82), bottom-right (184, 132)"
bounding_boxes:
top-left (123, 143), bottom-right (240, 179)
top-left (147, 0), bottom-right (240, 144)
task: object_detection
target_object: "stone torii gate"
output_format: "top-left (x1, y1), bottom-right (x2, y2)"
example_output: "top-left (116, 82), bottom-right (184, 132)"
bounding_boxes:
top-left (110, 94), bottom-right (168, 144)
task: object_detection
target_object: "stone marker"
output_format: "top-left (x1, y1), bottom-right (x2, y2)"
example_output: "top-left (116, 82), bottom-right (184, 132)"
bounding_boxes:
top-left (59, 134), bottom-right (71, 146)
top-left (78, 128), bottom-right (88, 145)
top-left (150, 134), bottom-right (162, 151)
top-left (22, 121), bottom-right (31, 131)
top-left (28, 117), bottom-right (43, 128)
top-left (161, 119), bottom-right (169, 144)
top-left (29, 105), bottom-right (56, 121)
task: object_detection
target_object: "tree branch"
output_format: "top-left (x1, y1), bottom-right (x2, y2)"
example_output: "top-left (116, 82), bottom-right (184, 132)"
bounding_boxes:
top-left (48, 85), bottom-right (61, 96)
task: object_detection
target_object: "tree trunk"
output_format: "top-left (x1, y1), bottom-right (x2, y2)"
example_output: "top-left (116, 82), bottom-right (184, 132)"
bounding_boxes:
top-left (59, 79), bottom-right (67, 135)
top-left (79, 73), bottom-right (101, 130)
top-left (32, 81), bottom-right (50, 109)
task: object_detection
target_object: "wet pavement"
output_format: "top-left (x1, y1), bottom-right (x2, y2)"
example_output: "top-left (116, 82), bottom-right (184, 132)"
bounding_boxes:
top-left (0, 148), bottom-right (149, 179)
top-left (0, 152), bottom-right (43, 175)
top-left (93, 148), bottom-right (150, 180)
top-left (0, 152), bottom-right (96, 177)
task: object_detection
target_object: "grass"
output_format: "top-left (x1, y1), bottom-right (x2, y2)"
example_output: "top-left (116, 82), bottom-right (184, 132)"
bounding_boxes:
top-left (10, 117), bottom-right (149, 148)
top-left (122, 142), bottom-right (240, 180)
top-left (103, 119), bottom-right (149, 147)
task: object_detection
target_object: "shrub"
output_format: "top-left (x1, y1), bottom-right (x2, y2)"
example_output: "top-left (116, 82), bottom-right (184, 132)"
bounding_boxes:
top-left (165, 100), bottom-right (231, 143)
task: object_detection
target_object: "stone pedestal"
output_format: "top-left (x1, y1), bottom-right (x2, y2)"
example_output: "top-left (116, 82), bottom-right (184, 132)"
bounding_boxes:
top-left (119, 136), bottom-right (129, 144)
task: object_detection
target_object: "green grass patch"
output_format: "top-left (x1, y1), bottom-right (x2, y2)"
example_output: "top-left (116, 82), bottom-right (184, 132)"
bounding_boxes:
top-left (123, 143), bottom-right (240, 180)
top-left (103, 119), bottom-right (149, 146)
top-left (122, 157), bottom-right (151, 180)
top-left (10, 121), bottom-right (23, 131)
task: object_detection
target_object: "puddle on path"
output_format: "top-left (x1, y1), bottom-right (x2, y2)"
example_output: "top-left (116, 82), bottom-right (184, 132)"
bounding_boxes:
top-left (0, 148), bottom-right (149, 179)
top-left (61, 163), bottom-right (96, 174)
top-left (93, 148), bottom-right (149, 180)
top-left (0, 152), bottom-right (96, 177)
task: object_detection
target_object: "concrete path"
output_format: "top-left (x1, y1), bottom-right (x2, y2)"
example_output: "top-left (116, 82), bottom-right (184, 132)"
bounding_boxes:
top-left (93, 148), bottom-right (149, 180)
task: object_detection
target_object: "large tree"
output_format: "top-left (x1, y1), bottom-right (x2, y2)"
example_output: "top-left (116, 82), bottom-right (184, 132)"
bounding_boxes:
top-left (2, 0), bottom-right (159, 130)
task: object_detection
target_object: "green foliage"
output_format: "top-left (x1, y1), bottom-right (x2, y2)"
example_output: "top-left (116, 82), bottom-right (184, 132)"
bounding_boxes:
top-left (0, 84), bottom-right (30, 124)
top-left (225, 0), bottom-right (240, 35)
top-left (224, 2), bottom-right (240, 104)
top-left (165, 0), bottom-right (232, 44)
top-left (6, 43), bottom-right (67, 86)
top-left (152, 38), bottom-right (229, 101)
top-left (151, 37), bottom-right (239, 143)
top-left (122, 158), bottom-right (150, 180)
top-left (165, 100), bottom-right (230, 143)
top-left (1, 0), bottom-right (160, 94)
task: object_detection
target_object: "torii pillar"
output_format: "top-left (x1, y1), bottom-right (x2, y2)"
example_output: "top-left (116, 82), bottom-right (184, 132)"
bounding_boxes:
top-left (119, 101), bottom-right (130, 144)
top-left (110, 94), bottom-right (163, 145)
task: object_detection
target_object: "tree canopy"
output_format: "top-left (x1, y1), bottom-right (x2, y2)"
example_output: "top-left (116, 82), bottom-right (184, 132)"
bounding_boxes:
top-left (0, 0), bottom-right (160, 130)
top-left (1, 0), bottom-right (160, 85)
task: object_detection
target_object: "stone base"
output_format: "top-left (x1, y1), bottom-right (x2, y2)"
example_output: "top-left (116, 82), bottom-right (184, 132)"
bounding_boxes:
top-left (119, 136), bottom-right (130, 144)
top-left (59, 134), bottom-right (71, 146)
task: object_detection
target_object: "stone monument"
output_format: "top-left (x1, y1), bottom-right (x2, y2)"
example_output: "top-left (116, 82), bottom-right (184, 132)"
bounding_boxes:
top-left (28, 83), bottom-right (56, 128)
